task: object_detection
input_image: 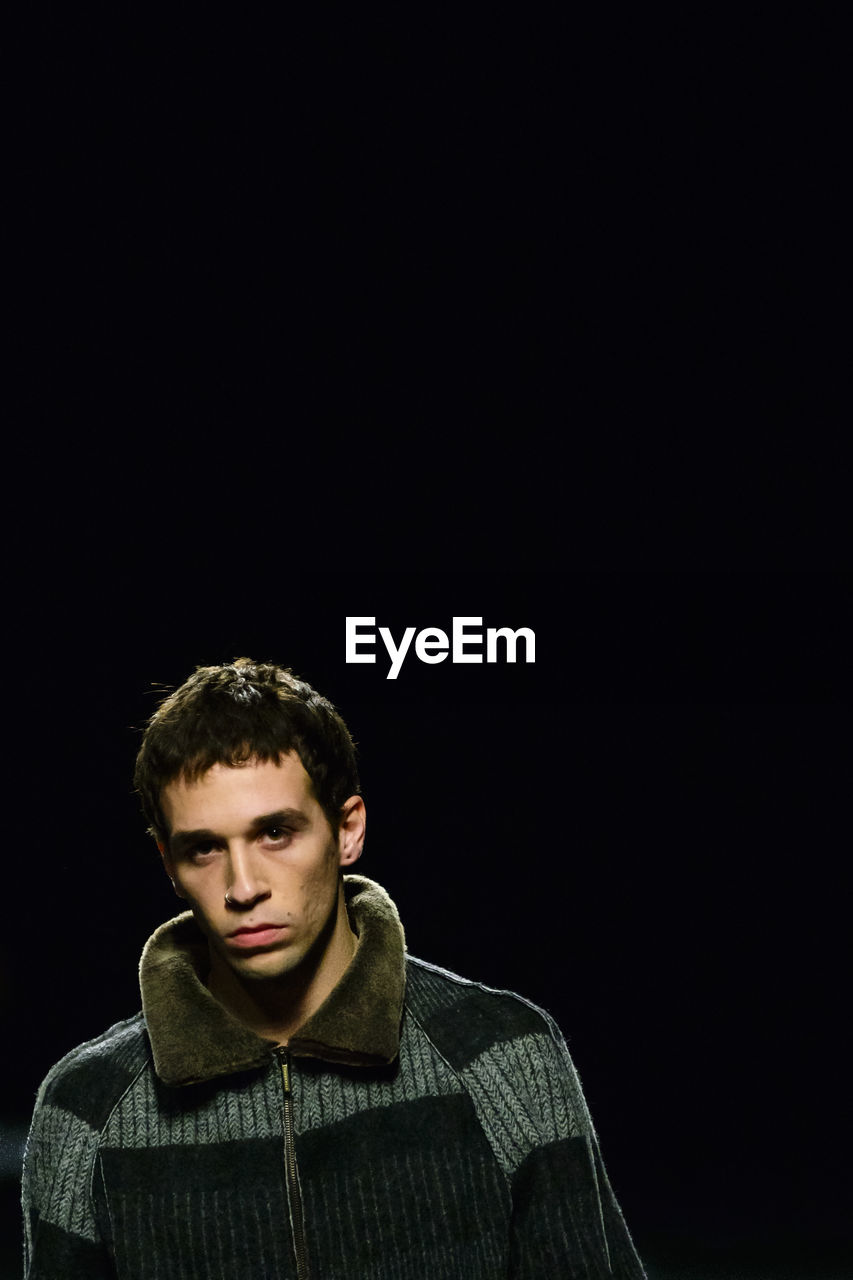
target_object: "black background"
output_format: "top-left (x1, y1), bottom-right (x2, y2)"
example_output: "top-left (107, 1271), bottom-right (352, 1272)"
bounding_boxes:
top-left (3, 8), bottom-right (850, 1279)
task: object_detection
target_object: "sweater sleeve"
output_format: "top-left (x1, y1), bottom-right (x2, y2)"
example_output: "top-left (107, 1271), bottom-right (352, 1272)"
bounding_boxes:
top-left (508, 1119), bottom-right (647, 1278)
top-left (451, 994), bottom-right (647, 1280)
top-left (21, 1066), bottom-right (116, 1279)
top-left (503, 1014), bottom-right (647, 1279)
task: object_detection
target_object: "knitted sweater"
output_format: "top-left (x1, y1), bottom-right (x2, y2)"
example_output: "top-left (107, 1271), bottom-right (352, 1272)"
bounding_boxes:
top-left (22, 876), bottom-right (647, 1279)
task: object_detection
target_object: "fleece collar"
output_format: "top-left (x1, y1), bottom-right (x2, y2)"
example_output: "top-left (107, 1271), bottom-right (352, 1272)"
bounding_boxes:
top-left (139, 875), bottom-right (407, 1087)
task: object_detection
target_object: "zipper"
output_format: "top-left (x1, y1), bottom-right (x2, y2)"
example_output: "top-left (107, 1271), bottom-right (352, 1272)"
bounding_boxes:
top-left (279, 1049), bottom-right (310, 1279)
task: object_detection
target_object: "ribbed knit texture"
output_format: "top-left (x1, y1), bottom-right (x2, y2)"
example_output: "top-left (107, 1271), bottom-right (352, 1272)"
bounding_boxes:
top-left (22, 881), bottom-right (647, 1279)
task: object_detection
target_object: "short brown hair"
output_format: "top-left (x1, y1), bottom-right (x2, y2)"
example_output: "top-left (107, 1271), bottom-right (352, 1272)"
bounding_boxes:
top-left (134, 658), bottom-right (360, 847)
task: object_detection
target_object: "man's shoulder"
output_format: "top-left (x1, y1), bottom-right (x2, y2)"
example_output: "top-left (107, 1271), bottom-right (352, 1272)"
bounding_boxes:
top-left (403, 956), bottom-right (594, 1156)
top-left (35, 1012), bottom-right (151, 1128)
top-left (404, 954), bottom-right (568, 1070)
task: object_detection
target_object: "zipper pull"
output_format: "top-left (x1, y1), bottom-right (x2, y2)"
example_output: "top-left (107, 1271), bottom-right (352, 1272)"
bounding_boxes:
top-left (278, 1046), bottom-right (293, 1094)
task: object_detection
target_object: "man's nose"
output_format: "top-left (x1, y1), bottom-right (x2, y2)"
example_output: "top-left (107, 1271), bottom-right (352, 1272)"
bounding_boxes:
top-left (224, 847), bottom-right (271, 909)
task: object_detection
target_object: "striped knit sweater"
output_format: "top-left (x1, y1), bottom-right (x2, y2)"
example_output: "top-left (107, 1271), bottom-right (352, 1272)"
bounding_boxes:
top-left (22, 876), bottom-right (647, 1278)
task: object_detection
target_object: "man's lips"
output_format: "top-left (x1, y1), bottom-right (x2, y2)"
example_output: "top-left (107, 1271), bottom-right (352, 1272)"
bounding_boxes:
top-left (228, 923), bottom-right (285, 936)
top-left (225, 923), bottom-right (289, 948)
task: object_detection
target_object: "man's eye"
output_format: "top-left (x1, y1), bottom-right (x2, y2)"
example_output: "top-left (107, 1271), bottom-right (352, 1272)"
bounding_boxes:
top-left (262, 826), bottom-right (290, 842)
top-left (190, 843), bottom-right (218, 859)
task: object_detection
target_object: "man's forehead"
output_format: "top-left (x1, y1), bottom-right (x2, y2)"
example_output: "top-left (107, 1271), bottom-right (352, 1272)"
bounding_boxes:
top-left (161, 752), bottom-right (315, 821)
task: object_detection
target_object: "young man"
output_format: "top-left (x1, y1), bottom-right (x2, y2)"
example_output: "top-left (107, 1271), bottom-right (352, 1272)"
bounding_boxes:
top-left (22, 659), bottom-right (647, 1279)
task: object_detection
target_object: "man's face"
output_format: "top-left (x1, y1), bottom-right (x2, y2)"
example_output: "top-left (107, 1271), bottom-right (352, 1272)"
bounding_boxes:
top-left (160, 753), bottom-right (364, 987)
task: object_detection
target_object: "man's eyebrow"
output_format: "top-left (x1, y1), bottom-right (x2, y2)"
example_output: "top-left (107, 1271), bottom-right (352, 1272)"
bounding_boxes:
top-left (248, 809), bottom-right (311, 834)
top-left (169, 810), bottom-right (311, 855)
top-left (169, 827), bottom-right (218, 857)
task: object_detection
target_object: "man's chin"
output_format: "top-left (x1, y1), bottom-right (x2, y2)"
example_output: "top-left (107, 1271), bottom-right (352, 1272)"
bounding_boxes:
top-left (230, 951), bottom-right (301, 982)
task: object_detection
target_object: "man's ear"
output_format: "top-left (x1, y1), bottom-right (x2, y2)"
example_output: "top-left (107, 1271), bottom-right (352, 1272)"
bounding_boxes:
top-left (338, 795), bottom-right (366, 867)
top-left (158, 840), bottom-right (188, 900)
